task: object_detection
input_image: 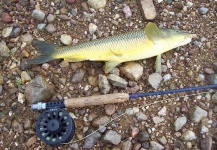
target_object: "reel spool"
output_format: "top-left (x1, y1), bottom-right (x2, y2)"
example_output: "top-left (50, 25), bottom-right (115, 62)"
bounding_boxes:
top-left (36, 108), bottom-right (75, 145)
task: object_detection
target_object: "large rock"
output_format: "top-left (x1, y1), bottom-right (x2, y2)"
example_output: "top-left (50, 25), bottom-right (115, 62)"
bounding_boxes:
top-left (24, 76), bottom-right (55, 104)
top-left (107, 74), bottom-right (128, 88)
top-left (120, 62), bottom-right (143, 81)
top-left (150, 141), bottom-right (164, 150)
top-left (102, 130), bottom-right (121, 145)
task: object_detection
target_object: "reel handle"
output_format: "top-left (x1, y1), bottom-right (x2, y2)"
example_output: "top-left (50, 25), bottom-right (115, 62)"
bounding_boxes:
top-left (64, 93), bottom-right (129, 108)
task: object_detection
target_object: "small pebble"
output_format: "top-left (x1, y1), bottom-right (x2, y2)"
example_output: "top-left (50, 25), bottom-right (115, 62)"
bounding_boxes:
top-left (20, 33), bottom-right (33, 44)
top-left (45, 24), bottom-right (56, 33)
top-left (204, 68), bottom-right (215, 74)
top-left (60, 34), bottom-right (72, 45)
top-left (153, 116), bottom-right (164, 124)
top-left (148, 73), bottom-right (162, 90)
top-left (104, 104), bottom-right (116, 115)
top-left (158, 106), bottom-right (167, 116)
top-left (66, 0), bottom-right (76, 4)
top-left (138, 130), bottom-right (149, 142)
top-left (0, 41), bottom-right (10, 57)
top-left (98, 74), bottom-right (111, 94)
top-left (136, 112), bottom-right (148, 121)
top-left (190, 106), bottom-right (208, 123)
top-left (89, 23), bottom-right (97, 34)
top-left (71, 69), bottom-right (85, 83)
top-left (120, 62), bottom-right (143, 81)
top-left (2, 27), bottom-right (13, 38)
top-left (92, 116), bottom-right (110, 127)
top-left (125, 107), bottom-right (139, 115)
top-left (150, 141), bottom-right (164, 150)
top-left (87, 0), bottom-right (107, 9)
top-left (182, 130), bottom-right (197, 141)
top-left (107, 74), bottom-right (128, 88)
top-left (174, 116), bottom-right (187, 131)
top-left (1, 12), bottom-right (12, 23)
top-left (81, 2), bottom-right (89, 11)
top-left (131, 127), bottom-right (139, 138)
top-left (123, 4), bottom-right (132, 19)
top-left (47, 14), bottom-right (56, 22)
top-left (25, 135), bottom-right (37, 147)
top-left (37, 23), bottom-right (46, 30)
top-left (199, 7), bottom-right (209, 15)
top-left (102, 130), bottom-right (121, 145)
top-left (31, 9), bottom-right (45, 21)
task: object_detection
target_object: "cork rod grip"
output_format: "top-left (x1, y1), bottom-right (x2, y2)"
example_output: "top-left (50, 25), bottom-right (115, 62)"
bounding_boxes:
top-left (64, 93), bottom-right (129, 108)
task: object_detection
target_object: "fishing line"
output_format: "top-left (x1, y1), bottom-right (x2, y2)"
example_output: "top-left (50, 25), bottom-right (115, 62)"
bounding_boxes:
top-left (63, 91), bottom-right (211, 144)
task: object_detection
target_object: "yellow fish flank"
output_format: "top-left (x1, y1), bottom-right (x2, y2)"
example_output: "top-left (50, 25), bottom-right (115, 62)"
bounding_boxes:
top-left (28, 22), bottom-right (196, 73)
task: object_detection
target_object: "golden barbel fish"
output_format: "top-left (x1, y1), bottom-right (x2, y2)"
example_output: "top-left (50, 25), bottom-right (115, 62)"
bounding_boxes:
top-left (28, 22), bottom-right (196, 73)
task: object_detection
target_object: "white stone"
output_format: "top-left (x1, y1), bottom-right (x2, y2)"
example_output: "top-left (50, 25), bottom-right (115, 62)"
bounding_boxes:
top-left (153, 116), bottom-right (164, 124)
top-left (125, 107), bottom-right (139, 116)
top-left (158, 106), bottom-right (167, 116)
top-left (2, 26), bottom-right (13, 38)
top-left (163, 74), bottom-right (171, 82)
top-left (174, 116), bottom-right (187, 131)
top-left (18, 93), bottom-right (25, 104)
top-left (120, 62), bottom-right (143, 81)
top-left (187, 2), bottom-right (193, 7)
top-left (190, 106), bottom-right (207, 123)
top-left (89, 23), bottom-right (97, 34)
top-left (182, 130), bottom-right (197, 141)
top-left (21, 71), bottom-right (31, 84)
top-left (201, 125), bottom-right (209, 134)
top-left (87, 0), bottom-right (107, 9)
top-left (148, 73), bottom-right (162, 90)
top-left (60, 34), bottom-right (72, 45)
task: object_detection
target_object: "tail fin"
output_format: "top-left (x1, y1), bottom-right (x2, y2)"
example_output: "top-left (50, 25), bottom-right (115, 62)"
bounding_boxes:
top-left (27, 40), bottom-right (57, 64)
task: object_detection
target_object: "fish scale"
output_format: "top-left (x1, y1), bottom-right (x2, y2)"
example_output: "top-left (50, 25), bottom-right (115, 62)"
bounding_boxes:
top-left (56, 29), bottom-right (147, 62)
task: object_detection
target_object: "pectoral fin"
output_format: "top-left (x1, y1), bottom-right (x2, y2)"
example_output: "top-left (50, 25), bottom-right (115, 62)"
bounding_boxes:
top-left (110, 49), bottom-right (123, 57)
top-left (155, 54), bottom-right (162, 74)
top-left (145, 22), bottom-right (160, 44)
top-left (105, 61), bottom-right (121, 73)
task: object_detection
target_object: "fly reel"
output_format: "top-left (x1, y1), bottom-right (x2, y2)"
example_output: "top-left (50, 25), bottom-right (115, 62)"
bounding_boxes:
top-left (35, 108), bottom-right (75, 145)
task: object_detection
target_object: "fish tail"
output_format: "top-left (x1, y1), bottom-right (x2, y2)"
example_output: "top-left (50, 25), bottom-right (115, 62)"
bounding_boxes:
top-left (27, 40), bottom-right (57, 64)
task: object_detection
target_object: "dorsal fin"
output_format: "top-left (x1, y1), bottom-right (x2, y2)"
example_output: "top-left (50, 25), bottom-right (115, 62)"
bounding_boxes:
top-left (145, 22), bottom-right (160, 44)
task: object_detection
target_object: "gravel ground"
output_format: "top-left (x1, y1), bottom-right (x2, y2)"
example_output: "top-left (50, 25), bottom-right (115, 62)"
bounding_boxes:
top-left (0, 0), bottom-right (217, 149)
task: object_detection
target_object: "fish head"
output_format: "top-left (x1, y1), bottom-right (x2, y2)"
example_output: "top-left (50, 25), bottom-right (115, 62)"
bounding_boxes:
top-left (159, 28), bottom-right (197, 49)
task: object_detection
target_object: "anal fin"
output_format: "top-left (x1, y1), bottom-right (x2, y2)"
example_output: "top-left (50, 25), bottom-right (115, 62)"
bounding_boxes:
top-left (155, 54), bottom-right (162, 74)
top-left (105, 61), bottom-right (121, 73)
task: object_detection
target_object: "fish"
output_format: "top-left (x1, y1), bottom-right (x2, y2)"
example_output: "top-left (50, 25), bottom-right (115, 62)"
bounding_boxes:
top-left (28, 22), bottom-right (196, 73)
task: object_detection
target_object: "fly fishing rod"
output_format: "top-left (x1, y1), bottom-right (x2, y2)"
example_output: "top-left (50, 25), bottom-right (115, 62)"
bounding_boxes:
top-left (32, 84), bottom-right (217, 145)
